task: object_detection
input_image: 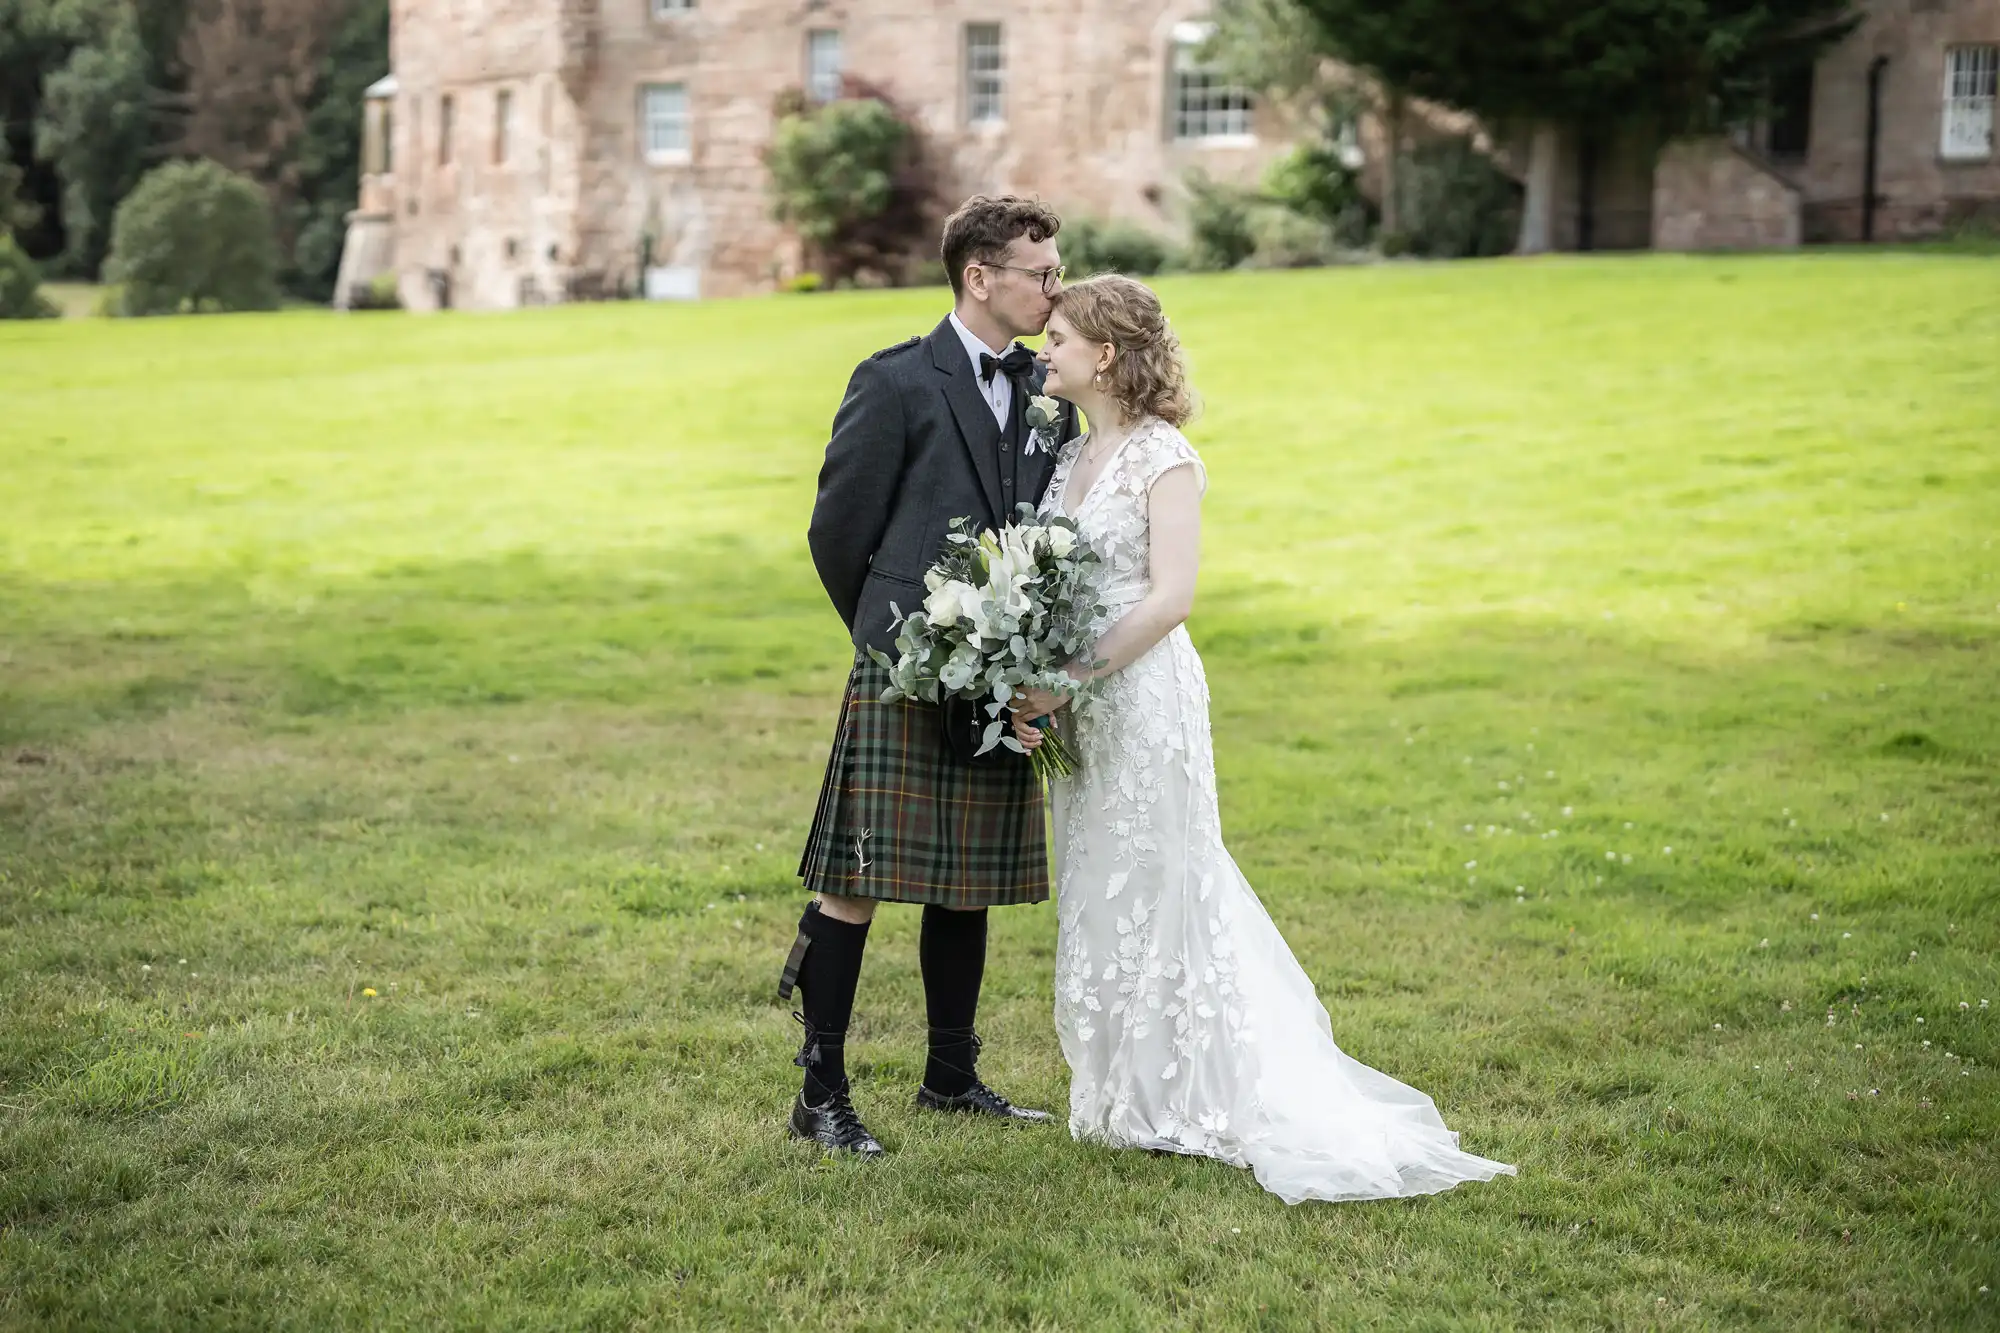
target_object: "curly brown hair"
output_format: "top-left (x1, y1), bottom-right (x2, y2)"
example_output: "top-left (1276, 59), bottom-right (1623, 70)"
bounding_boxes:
top-left (1051, 275), bottom-right (1196, 428)
top-left (941, 195), bottom-right (1062, 298)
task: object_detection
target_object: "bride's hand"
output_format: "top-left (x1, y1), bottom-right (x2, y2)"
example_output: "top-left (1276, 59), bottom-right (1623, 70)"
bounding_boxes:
top-left (1011, 713), bottom-right (1045, 752)
top-left (1015, 666), bottom-right (1086, 721)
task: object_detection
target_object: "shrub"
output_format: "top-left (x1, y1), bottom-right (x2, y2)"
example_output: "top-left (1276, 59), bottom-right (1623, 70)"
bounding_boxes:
top-left (782, 271), bottom-right (826, 294)
top-left (1263, 144), bottom-right (1374, 248)
top-left (1395, 137), bottom-right (1522, 260)
top-left (105, 159), bottom-right (282, 316)
top-left (1245, 207), bottom-right (1340, 269)
top-left (1182, 171), bottom-right (1259, 271)
top-left (1063, 217), bottom-right (1176, 277)
top-left (764, 83), bottom-right (936, 286)
top-left (0, 236), bottom-right (60, 320)
top-left (345, 270), bottom-right (401, 311)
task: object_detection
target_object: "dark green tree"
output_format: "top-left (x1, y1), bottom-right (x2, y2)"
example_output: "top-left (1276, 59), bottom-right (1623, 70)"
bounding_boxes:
top-left (33, 2), bottom-right (150, 274)
top-left (283, 0), bottom-right (388, 300)
top-left (105, 157), bottom-right (279, 314)
top-left (1, 0), bottom-right (172, 273)
top-left (1279, 0), bottom-right (1859, 251)
top-left (0, 232), bottom-right (59, 317)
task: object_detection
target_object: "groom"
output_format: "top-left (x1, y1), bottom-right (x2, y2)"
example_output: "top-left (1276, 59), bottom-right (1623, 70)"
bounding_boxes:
top-left (782, 195), bottom-right (1080, 1156)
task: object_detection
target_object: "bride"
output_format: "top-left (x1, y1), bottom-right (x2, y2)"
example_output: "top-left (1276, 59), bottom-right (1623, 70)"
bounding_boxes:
top-left (1012, 275), bottom-right (1516, 1204)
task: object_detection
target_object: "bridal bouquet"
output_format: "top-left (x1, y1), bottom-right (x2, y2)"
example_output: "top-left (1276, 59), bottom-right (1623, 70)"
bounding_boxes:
top-left (869, 503), bottom-right (1103, 778)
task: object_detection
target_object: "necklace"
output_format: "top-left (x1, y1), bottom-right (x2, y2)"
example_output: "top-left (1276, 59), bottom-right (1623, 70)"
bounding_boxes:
top-left (1081, 429), bottom-right (1123, 468)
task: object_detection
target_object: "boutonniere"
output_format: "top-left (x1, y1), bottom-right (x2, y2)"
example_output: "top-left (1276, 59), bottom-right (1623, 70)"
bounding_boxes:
top-left (1025, 394), bottom-right (1062, 456)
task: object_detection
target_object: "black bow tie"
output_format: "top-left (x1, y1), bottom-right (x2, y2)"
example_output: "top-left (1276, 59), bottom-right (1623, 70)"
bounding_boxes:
top-left (980, 345), bottom-right (1037, 384)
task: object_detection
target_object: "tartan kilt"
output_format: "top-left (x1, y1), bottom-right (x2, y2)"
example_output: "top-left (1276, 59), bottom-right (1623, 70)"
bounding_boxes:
top-left (798, 653), bottom-right (1049, 907)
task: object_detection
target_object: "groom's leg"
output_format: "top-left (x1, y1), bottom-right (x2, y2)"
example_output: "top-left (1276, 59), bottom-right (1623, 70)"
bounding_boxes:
top-left (919, 904), bottom-right (987, 1097)
top-left (785, 897), bottom-right (872, 1104)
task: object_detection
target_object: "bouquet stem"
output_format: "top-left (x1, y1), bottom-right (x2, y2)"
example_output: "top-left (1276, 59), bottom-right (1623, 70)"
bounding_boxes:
top-left (1026, 716), bottom-right (1080, 780)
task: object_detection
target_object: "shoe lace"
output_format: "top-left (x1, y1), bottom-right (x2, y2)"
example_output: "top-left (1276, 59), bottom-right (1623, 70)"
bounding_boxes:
top-left (792, 1010), bottom-right (846, 1071)
top-left (820, 1081), bottom-right (869, 1138)
top-left (925, 1025), bottom-right (984, 1085)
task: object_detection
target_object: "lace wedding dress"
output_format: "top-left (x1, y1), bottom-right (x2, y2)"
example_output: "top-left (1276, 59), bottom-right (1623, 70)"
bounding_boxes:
top-left (1041, 418), bottom-right (1517, 1204)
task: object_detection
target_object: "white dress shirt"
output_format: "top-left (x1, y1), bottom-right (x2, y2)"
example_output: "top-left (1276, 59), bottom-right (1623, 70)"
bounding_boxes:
top-left (949, 310), bottom-right (1014, 429)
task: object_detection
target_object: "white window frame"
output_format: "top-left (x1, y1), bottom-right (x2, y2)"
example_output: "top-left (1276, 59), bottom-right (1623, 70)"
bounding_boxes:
top-left (1941, 45), bottom-right (1997, 160)
top-left (640, 82), bottom-right (691, 164)
top-left (650, 0), bottom-right (694, 15)
top-left (1169, 22), bottom-right (1254, 145)
top-left (966, 23), bottom-right (1005, 126)
top-left (806, 29), bottom-right (843, 104)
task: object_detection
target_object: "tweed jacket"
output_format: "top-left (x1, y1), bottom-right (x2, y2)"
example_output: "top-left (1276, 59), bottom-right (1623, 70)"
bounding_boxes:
top-left (807, 316), bottom-right (1081, 656)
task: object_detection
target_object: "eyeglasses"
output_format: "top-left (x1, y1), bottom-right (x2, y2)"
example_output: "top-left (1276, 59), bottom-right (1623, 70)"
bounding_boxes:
top-left (979, 262), bottom-right (1067, 296)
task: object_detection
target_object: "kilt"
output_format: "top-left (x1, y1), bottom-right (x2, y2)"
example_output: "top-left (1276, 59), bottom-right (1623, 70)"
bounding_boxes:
top-left (798, 653), bottom-right (1049, 907)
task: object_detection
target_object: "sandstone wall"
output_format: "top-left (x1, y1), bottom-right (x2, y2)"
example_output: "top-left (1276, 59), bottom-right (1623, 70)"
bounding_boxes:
top-left (1652, 138), bottom-right (1803, 250)
top-left (388, 0), bottom-right (1304, 309)
top-left (1790, 0), bottom-right (2000, 241)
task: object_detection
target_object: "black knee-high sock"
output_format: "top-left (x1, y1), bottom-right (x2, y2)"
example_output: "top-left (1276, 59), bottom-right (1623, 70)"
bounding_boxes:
top-left (790, 903), bottom-right (870, 1105)
top-left (920, 905), bottom-right (988, 1097)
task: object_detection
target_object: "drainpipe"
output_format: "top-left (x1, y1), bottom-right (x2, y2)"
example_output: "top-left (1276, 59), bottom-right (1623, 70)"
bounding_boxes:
top-left (1578, 131), bottom-right (1598, 252)
top-left (1862, 55), bottom-right (1889, 242)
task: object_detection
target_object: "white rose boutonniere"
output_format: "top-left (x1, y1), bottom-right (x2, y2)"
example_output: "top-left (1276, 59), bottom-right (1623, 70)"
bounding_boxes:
top-left (1025, 394), bottom-right (1062, 456)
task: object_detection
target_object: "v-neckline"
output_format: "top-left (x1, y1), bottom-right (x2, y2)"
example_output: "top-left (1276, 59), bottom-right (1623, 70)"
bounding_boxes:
top-left (1061, 420), bottom-right (1146, 520)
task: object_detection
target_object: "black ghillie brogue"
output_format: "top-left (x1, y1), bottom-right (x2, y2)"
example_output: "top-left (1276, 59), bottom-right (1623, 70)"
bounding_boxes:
top-left (790, 1080), bottom-right (887, 1157)
top-left (914, 1078), bottom-right (1053, 1122)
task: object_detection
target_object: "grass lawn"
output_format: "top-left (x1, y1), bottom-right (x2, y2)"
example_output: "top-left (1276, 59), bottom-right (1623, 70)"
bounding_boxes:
top-left (2, 253), bottom-right (1997, 1330)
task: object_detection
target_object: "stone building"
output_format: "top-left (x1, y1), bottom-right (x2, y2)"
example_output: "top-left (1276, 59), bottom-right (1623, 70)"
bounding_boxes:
top-left (337, 0), bottom-right (1305, 311)
top-left (1657, 0), bottom-right (1998, 247)
top-left (1375, 0), bottom-right (1998, 254)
